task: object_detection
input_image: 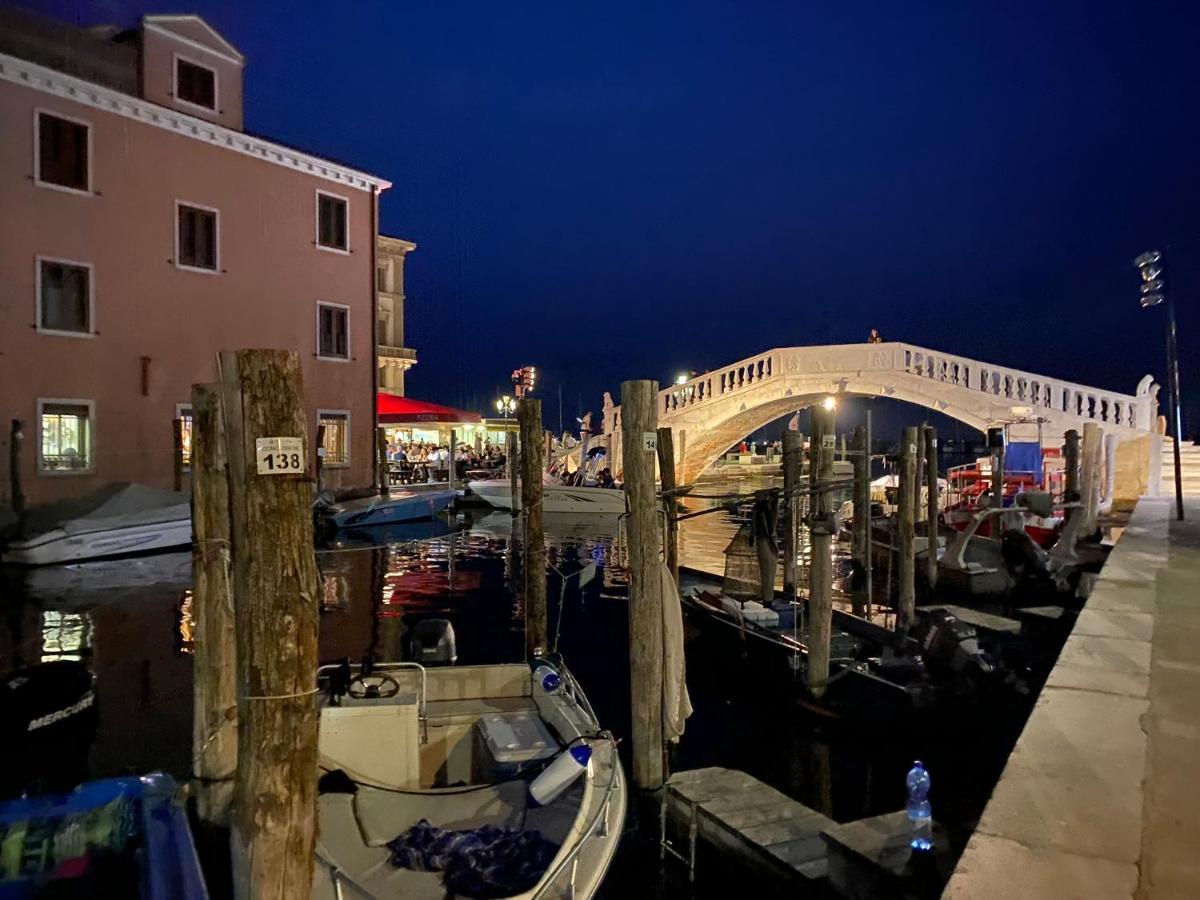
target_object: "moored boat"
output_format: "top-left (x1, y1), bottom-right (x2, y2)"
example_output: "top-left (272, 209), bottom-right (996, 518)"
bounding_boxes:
top-left (322, 489), bottom-right (457, 529)
top-left (1, 483), bottom-right (191, 567)
top-left (312, 659), bottom-right (625, 899)
top-left (467, 480), bottom-right (626, 515)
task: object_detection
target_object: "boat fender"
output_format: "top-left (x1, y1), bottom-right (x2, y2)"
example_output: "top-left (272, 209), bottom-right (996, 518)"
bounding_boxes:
top-left (532, 664), bottom-right (562, 694)
top-left (529, 744), bottom-right (591, 806)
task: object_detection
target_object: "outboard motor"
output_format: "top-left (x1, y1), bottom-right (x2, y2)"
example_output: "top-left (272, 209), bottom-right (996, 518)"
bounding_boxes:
top-left (914, 610), bottom-right (995, 679)
top-left (407, 619), bottom-right (457, 667)
top-left (1001, 528), bottom-right (1070, 593)
top-left (0, 661), bottom-right (98, 799)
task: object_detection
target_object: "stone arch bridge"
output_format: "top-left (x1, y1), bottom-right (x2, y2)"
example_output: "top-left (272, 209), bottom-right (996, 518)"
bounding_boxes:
top-left (602, 342), bottom-right (1160, 485)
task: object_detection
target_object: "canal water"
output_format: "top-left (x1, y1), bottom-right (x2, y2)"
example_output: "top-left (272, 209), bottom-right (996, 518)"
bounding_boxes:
top-left (0, 472), bottom-right (1036, 898)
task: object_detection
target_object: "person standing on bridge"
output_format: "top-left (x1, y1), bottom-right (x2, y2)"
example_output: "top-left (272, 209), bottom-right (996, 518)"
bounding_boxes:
top-left (868, 328), bottom-right (885, 344)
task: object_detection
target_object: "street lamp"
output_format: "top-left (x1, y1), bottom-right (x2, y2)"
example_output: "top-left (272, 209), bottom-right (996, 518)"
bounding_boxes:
top-left (496, 395), bottom-right (516, 419)
top-left (822, 396), bottom-right (837, 411)
top-left (1136, 249), bottom-right (1185, 520)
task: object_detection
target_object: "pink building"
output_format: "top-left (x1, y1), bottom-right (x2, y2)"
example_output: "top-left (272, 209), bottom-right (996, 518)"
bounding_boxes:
top-left (0, 10), bottom-right (390, 506)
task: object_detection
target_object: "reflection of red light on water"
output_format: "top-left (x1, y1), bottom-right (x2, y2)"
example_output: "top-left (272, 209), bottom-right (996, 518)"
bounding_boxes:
top-left (385, 569), bottom-right (483, 614)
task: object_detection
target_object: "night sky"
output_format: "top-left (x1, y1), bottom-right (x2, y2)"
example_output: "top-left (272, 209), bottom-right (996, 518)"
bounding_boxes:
top-left (27, 0), bottom-right (1200, 436)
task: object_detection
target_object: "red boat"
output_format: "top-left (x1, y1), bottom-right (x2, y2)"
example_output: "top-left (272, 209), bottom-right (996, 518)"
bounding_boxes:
top-left (941, 450), bottom-right (1066, 548)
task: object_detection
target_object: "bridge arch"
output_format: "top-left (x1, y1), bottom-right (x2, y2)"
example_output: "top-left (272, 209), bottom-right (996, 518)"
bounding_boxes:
top-left (602, 342), bottom-right (1158, 484)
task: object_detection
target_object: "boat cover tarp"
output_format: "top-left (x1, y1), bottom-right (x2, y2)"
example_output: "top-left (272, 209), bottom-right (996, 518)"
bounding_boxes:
top-left (386, 818), bottom-right (558, 898)
top-left (661, 561), bottom-right (693, 743)
top-left (1006, 442), bottom-right (1042, 479)
top-left (19, 483), bottom-right (190, 539)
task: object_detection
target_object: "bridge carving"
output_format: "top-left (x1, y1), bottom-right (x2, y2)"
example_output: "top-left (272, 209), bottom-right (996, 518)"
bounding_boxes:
top-left (602, 342), bottom-right (1159, 483)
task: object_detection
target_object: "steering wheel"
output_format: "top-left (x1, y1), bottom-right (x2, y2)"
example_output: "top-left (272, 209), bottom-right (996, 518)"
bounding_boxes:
top-left (347, 671), bottom-right (401, 700)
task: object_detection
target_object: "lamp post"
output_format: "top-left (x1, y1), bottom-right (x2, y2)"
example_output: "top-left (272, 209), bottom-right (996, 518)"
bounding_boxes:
top-left (496, 395), bottom-right (516, 419)
top-left (1136, 249), bottom-right (1185, 521)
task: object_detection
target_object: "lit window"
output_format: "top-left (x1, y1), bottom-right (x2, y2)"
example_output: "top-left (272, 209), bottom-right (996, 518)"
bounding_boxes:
top-left (177, 203), bottom-right (218, 271)
top-left (36, 110), bottom-right (90, 193)
top-left (39, 401), bottom-right (93, 473)
top-left (317, 302), bottom-right (349, 359)
top-left (176, 57), bottom-right (216, 110)
top-left (319, 410), bottom-right (350, 467)
top-left (317, 192), bottom-right (348, 251)
top-left (176, 404), bottom-right (193, 467)
top-left (38, 258), bottom-right (92, 334)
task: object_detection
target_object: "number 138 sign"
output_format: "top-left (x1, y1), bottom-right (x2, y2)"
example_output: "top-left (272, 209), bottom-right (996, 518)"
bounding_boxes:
top-left (255, 437), bottom-right (305, 475)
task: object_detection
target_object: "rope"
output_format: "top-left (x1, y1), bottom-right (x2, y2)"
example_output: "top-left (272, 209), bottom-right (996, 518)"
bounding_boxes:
top-left (241, 686), bottom-right (322, 701)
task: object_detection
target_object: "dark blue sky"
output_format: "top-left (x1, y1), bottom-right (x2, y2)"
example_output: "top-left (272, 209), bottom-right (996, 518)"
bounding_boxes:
top-left (31, 0), bottom-right (1200, 433)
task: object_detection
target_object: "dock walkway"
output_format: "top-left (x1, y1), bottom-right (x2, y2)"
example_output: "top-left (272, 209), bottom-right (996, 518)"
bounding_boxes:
top-left (661, 766), bottom-right (833, 886)
top-left (944, 496), bottom-right (1200, 898)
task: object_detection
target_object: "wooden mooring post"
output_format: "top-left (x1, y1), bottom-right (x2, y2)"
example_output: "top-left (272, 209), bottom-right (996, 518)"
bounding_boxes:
top-left (172, 417), bottom-right (185, 493)
top-left (506, 431), bottom-right (519, 517)
top-left (8, 419), bottom-right (25, 530)
top-left (923, 425), bottom-right (939, 592)
top-left (218, 350), bottom-right (321, 900)
top-left (782, 429), bottom-right (803, 599)
top-left (851, 425), bottom-right (869, 616)
top-left (376, 426), bottom-right (389, 495)
top-left (1081, 422), bottom-right (1103, 534)
top-left (621, 380), bottom-right (664, 790)
top-left (808, 405), bottom-right (834, 699)
top-left (1063, 429), bottom-right (1080, 499)
top-left (190, 385), bottom-right (237, 826)
top-left (656, 426), bottom-right (679, 584)
top-left (897, 427), bottom-right (919, 627)
top-left (519, 400), bottom-right (547, 657)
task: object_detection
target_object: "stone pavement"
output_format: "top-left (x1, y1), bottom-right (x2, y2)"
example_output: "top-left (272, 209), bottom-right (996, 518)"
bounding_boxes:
top-left (943, 496), bottom-right (1200, 899)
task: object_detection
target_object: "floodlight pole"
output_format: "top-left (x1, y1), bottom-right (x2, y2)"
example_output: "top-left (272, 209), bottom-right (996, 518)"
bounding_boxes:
top-left (1165, 294), bottom-right (1185, 520)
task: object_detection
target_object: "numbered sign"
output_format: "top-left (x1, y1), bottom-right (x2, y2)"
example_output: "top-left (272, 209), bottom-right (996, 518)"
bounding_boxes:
top-left (821, 434), bottom-right (836, 450)
top-left (642, 432), bottom-right (658, 452)
top-left (255, 437), bottom-right (305, 475)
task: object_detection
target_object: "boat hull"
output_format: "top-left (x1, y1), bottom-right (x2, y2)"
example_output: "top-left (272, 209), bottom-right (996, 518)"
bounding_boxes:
top-left (468, 481), bottom-right (626, 514)
top-left (330, 490), bottom-right (456, 528)
top-left (2, 517), bottom-right (192, 566)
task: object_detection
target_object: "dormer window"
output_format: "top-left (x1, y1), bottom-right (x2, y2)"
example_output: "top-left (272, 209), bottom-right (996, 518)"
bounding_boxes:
top-left (175, 56), bottom-right (216, 110)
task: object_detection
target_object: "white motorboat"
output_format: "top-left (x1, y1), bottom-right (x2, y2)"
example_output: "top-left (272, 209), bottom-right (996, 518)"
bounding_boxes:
top-left (468, 480), bottom-right (626, 515)
top-left (2, 483), bottom-right (192, 566)
top-left (323, 490), bottom-right (457, 529)
top-left (313, 660), bottom-right (626, 899)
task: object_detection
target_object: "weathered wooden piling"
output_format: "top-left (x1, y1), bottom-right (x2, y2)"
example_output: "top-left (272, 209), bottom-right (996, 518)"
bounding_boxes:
top-left (923, 425), bottom-right (939, 592)
top-left (897, 427), bottom-right (919, 627)
top-left (173, 417), bottom-right (185, 493)
top-left (990, 437), bottom-right (1005, 507)
top-left (519, 399), bottom-right (547, 657)
top-left (851, 425), bottom-right (870, 616)
top-left (218, 350), bottom-right (320, 900)
top-left (190, 385), bottom-right (237, 826)
top-left (656, 426), bottom-right (679, 584)
top-left (506, 431), bottom-right (519, 517)
top-left (8, 419), bottom-right (25, 528)
top-left (808, 405), bottom-right (834, 699)
top-left (1063, 429), bottom-right (1080, 499)
top-left (782, 429), bottom-right (803, 599)
top-left (1081, 422), bottom-right (1102, 533)
top-left (448, 428), bottom-right (457, 495)
top-left (376, 426), bottom-right (389, 495)
top-left (621, 380), bottom-right (664, 790)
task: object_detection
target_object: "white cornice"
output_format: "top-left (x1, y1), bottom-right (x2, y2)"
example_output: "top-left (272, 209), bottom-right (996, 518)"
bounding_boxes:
top-left (143, 15), bottom-right (246, 64)
top-left (0, 51), bottom-right (391, 193)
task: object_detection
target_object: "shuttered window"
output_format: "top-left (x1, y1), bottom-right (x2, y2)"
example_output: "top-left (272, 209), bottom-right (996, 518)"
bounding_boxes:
top-left (39, 259), bottom-right (91, 334)
top-left (176, 58), bottom-right (216, 110)
top-left (317, 303), bottom-right (349, 359)
top-left (317, 193), bottom-right (348, 251)
top-left (178, 204), bottom-right (218, 271)
top-left (37, 112), bottom-right (89, 192)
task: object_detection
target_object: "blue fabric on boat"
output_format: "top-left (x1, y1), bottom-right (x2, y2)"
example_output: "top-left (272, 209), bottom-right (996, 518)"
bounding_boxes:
top-left (386, 817), bottom-right (559, 898)
top-left (1006, 442), bottom-right (1042, 481)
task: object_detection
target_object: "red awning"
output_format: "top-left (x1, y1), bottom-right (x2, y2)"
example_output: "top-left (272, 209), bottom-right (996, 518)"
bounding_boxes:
top-left (377, 393), bottom-right (481, 424)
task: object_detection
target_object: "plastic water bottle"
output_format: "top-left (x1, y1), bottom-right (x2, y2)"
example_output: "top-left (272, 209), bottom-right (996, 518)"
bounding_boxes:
top-left (906, 760), bottom-right (933, 852)
top-left (532, 664), bottom-right (562, 694)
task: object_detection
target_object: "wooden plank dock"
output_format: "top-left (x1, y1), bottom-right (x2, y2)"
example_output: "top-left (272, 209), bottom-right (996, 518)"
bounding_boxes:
top-left (660, 767), bottom-right (833, 887)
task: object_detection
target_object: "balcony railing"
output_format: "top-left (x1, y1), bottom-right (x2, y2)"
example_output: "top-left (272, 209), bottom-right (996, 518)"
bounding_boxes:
top-left (379, 345), bottom-right (418, 365)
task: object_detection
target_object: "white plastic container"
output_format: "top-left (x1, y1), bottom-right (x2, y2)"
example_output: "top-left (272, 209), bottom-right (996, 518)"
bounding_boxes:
top-left (473, 711), bottom-right (558, 782)
top-left (532, 664), bottom-right (562, 694)
top-left (529, 744), bottom-right (592, 806)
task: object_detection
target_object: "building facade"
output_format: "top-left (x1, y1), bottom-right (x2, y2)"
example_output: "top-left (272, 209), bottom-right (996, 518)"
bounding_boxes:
top-left (377, 235), bottom-right (417, 396)
top-left (0, 11), bottom-right (390, 506)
